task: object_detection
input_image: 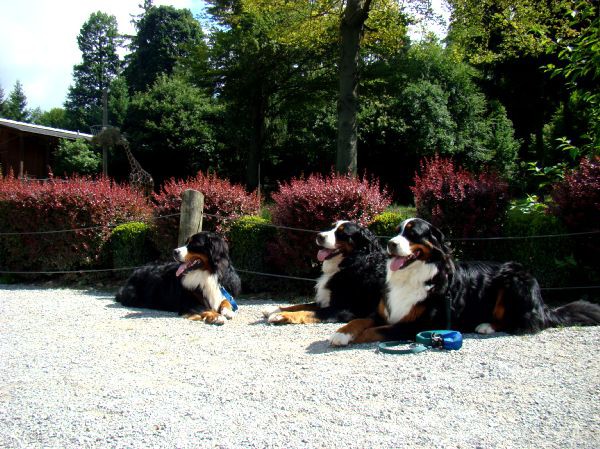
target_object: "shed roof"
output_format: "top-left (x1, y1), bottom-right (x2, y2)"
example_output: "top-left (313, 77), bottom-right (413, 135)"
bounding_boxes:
top-left (0, 118), bottom-right (93, 141)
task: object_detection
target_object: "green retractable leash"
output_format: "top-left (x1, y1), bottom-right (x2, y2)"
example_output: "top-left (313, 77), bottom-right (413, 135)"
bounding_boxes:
top-left (378, 330), bottom-right (463, 354)
top-left (378, 295), bottom-right (462, 354)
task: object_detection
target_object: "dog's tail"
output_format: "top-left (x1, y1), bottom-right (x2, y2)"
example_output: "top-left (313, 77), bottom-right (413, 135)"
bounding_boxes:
top-left (544, 300), bottom-right (600, 328)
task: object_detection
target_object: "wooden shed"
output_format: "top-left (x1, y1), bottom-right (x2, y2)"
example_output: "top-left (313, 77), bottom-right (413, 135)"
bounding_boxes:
top-left (0, 118), bottom-right (92, 179)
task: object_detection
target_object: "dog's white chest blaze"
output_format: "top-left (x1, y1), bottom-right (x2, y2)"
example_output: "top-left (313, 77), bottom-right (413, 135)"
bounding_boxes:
top-left (182, 270), bottom-right (222, 311)
top-left (315, 254), bottom-right (343, 308)
top-left (386, 260), bottom-right (438, 324)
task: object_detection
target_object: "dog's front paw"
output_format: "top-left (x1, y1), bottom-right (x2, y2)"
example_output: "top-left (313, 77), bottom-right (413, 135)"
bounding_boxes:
top-left (475, 323), bottom-right (496, 334)
top-left (267, 312), bottom-right (290, 324)
top-left (221, 308), bottom-right (236, 320)
top-left (262, 306), bottom-right (281, 318)
top-left (329, 332), bottom-right (352, 347)
top-left (200, 310), bottom-right (226, 325)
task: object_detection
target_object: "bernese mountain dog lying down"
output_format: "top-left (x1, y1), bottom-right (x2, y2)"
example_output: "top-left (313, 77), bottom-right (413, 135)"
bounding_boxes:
top-left (330, 218), bottom-right (600, 346)
top-left (262, 221), bottom-right (387, 324)
top-left (116, 232), bottom-right (241, 325)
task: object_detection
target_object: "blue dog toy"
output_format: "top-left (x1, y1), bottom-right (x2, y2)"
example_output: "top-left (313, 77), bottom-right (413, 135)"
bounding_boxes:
top-left (219, 286), bottom-right (238, 311)
top-left (378, 330), bottom-right (463, 354)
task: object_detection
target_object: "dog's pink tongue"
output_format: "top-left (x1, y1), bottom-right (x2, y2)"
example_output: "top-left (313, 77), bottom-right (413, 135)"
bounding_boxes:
top-left (176, 262), bottom-right (189, 277)
top-left (390, 256), bottom-right (407, 271)
top-left (317, 249), bottom-right (332, 262)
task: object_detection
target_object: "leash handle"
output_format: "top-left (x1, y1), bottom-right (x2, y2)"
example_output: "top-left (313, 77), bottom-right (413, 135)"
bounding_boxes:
top-left (416, 330), bottom-right (462, 350)
top-left (379, 330), bottom-right (463, 354)
top-left (378, 341), bottom-right (429, 354)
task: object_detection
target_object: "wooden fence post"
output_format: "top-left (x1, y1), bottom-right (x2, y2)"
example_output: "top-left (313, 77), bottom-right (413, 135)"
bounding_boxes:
top-left (178, 189), bottom-right (204, 246)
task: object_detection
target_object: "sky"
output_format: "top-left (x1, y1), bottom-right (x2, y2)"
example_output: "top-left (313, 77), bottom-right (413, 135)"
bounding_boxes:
top-left (0, 0), bottom-right (449, 113)
top-left (0, 0), bottom-right (207, 112)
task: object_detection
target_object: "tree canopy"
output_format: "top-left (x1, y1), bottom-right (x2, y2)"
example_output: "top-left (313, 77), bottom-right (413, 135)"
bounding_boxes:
top-left (3, 81), bottom-right (30, 122)
top-left (125, 5), bottom-right (207, 93)
top-left (64, 11), bottom-right (122, 131)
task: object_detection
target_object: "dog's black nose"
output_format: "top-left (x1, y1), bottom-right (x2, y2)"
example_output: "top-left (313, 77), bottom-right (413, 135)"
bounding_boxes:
top-left (316, 234), bottom-right (325, 245)
top-left (387, 241), bottom-right (397, 253)
top-left (172, 249), bottom-right (179, 259)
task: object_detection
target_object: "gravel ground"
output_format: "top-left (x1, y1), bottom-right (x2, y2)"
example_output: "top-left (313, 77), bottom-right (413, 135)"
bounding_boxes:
top-left (0, 284), bottom-right (599, 449)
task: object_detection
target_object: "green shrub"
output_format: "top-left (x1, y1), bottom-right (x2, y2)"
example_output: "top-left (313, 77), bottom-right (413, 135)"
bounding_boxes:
top-left (368, 210), bottom-right (415, 238)
top-left (505, 207), bottom-right (576, 288)
top-left (457, 206), bottom-right (573, 288)
top-left (53, 139), bottom-right (101, 176)
top-left (228, 215), bottom-right (276, 293)
top-left (110, 222), bottom-right (158, 269)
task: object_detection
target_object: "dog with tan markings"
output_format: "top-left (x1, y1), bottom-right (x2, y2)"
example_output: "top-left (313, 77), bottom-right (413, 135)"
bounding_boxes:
top-left (116, 232), bottom-right (241, 324)
top-left (330, 218), bottom-right (600, 346)
top-left (263, 221), bottom-right (387, 325)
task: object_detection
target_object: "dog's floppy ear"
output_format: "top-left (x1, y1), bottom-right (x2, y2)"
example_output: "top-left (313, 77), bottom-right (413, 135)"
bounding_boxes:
top-left (353, 226), bottom-right (381, 251)
top-left (428, 224), bottom-right (451, 255)
top-left (343, 222), bottom-right (378, 250)
top-left (207, 233), bottom-right (230, 279)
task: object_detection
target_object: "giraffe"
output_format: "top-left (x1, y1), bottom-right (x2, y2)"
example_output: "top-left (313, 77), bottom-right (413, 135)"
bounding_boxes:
top-left (122, 140), bottom-right (154, 197)
top-left (92, 127), bottom-right (154, 196)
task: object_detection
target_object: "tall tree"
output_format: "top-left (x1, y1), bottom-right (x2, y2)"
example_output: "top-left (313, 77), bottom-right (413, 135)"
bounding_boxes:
top-left (336, 0), bottom-right (373, 175)
top-left (0, 85), bottom-right (6, 117)
top-left (206, 0), bottom-right (339, 188)
top-left (64, 11), bottom-right (122, 131)
top-left (4, 81), bottom-right (30, 122)
top-left (335, 0), bottom-right (431, 175)
top-left (123, 74), bottom-right (222, 185)
top-left (446, 0), bottom-right (576, 162)
top-left (206, 0), bottom-right (413, 187)
top-left (125, 5), bottom-right (206, 93)
top-left (31, 108), bottom-right (70, 129)
top-left (546, 1), bottom-right (600, 154)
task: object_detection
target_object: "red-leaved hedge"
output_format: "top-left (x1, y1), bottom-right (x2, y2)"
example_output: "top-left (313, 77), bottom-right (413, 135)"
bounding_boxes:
top-left (550, 156), bottom-right (600, 232)
top-left (411, 154), bottom-right (509, 239)
top-left (152, 172), bottom-right (260, 257)
top-left (268, 172), bottom-right (391, 275)
top-left (0, 175), bottom-right (152, 272)
top-left (549, 156), bottom-right (600, 279)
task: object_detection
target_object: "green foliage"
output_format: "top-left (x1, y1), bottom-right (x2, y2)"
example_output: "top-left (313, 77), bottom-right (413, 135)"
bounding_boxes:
top-left (107, 76), bottom-right (130, 128)
top-left (110, 222), bottom-right (157, 268)
top-left (206, 0), bottom-right (340, 187)
top-left (32, 108), bottom-right (70, 129)
top-left (3, 81), bottom-right (29, 122)
top-left (125, 5), bottom-right (206, 93)
top-left (53, 139), bottom-right (101, 176)
top-left (360, 40), bottom-right (519, 199)
top-left (545, 1), bottom-right (600, 155)
top-left (64, 11), bottom-right (122, 131)
top-left (499, 206), bottom-right (572, 287)
top-left (0, 86), bottom-right (5, 116)
top-left (124, 75), bottom-right (223, 185)
top-left (227, 215), bottom-right (276, 292)
top-left (368, 211), bottom-right (411, 238)
top-left (447, 0), bottom-right (573, 64)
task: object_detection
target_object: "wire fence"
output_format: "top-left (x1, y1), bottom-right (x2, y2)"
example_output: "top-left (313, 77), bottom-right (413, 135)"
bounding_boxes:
top-left (0, 211), bottom-right (599, 292)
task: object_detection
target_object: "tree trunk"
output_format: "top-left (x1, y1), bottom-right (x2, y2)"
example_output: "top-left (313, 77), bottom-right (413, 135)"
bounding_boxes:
top-left (336, 0), bottom-right (372, 176)
top-left (247, 90), bottom-right (266, 191)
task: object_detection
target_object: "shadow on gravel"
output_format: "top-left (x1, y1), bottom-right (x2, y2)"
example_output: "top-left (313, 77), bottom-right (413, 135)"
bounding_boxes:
top-left (305, 339), bottom-right (338, 354)
top-left (104, 302), bottom-right (179, 319)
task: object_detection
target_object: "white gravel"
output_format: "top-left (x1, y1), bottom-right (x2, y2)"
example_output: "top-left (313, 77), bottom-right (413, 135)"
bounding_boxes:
top-left (1, 284), bottom-right (599, 449)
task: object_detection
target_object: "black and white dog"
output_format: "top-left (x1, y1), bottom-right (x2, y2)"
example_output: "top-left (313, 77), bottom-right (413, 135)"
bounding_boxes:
top-left (330, 218), bottom-right (600, 345)
top-left (116, 232), bottom-right (241, 325)
top-left (263, 221), bottom-right (387, 324)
